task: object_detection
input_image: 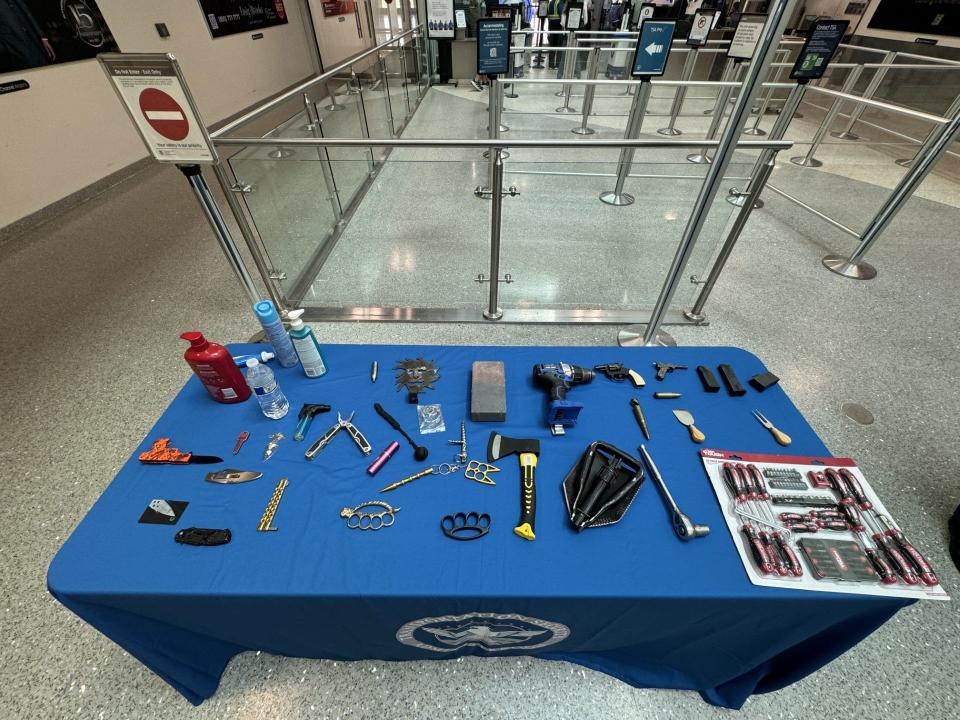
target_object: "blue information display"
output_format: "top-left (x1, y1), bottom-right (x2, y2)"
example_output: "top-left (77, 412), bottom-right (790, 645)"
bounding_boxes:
top-left (631, 20), bottom-right (676, 77)
top-left (477, 17), bottom-right (512, 76)
top-left (790, 19), bottom-right (850, 81)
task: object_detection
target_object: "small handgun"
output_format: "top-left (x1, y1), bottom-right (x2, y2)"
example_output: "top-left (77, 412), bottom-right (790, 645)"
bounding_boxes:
top-left (654, 362), bottom-right (688, 381)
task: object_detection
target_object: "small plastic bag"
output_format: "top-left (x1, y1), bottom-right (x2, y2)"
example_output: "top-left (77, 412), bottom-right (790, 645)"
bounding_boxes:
top-left (417, 404), bottom-right (446, 434)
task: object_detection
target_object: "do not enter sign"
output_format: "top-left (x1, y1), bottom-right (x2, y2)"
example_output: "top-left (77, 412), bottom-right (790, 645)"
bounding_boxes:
top-left (101, 53), bottom-right (215, 163)
top-left (139, 88), bottom-right (190, 141)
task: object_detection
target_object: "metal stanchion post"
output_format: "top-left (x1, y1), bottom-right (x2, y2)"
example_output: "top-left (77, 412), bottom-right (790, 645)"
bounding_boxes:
top-left (688, 62), bottom-right (741, 164)
top-left (727, 81), bottom-right (806, 208)
top-left (399, 46), bottom-right (412, 117)
top-left (619, 0), bottom-right (796, 347)
top-left (347, 67), bottom-right (362, 95)
top-left (483, 149), bottom-right (506, 320)
top-left (658, 49), bottom-right (697, 136)
top-left (897, 91), bottom-right (960, 167)
top-left (378, 52), bottom-right (397, 137)
top-left (504, 45), bottom-right (519, 99)
top-left (477, 78), bottom-right (510, 194)
top-left (791, 65), bottom-right (862, 167)
top-left (179, 164), bottom-right (261, 305)
top-left (555, 31), bottom-right (573, 88)
top-left (743, 49), bottom-right (787, 136)
top-left (556, 33), bottom-right (579, 111)
top-left (703, 58), bottom-right (735, 114)
top-left (684, 149), bottom-right (778, 323)
top-left (823, 105), bottom-right (960, 279)
top-left (573, 46), bottom-right (602, 135)
top-left (533, 29), bottom-right (545, 69)
top-left (831, 51), bottom-right (895, 140)
top-left (304, 95), bottom-right (343, 222)
top-left (354, 82), bottom-right (376, 175)
top-left (599, 81), bottom-right (652, 206)
top-left (323, 79), bottom-right (345, 112)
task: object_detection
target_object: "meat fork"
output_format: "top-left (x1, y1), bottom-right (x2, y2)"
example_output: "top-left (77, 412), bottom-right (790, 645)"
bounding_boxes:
top-left (752, 410), bottom-right (792, 446)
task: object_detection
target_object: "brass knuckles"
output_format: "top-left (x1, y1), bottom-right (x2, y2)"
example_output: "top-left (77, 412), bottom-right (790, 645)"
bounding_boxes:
top-left (340, 501), bottom-right (400, 531)
top-left (441, 512), bottom-right (491, 540)
top-left (465, 460), bottom-right (500, 486)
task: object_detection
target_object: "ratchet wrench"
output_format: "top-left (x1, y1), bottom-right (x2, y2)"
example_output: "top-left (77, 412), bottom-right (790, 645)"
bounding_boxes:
top-left (638, 445), bottom-right (709, 541)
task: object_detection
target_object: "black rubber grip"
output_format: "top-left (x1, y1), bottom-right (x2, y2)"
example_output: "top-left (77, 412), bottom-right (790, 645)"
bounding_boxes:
top-left (838, 468), bottom-right (872, 509)
top-left (774, 534), bottom-right (804, 577)
top-left (514, 458), bottom-right (537, 541)
top-left (741, 525), bottom-right (773, 574)
top-left (865, 547), bottom-right (898, 585)
top-left (892, 533), bottom-right (939, 586)
top-left (878, 537), bottom-right (920, 585)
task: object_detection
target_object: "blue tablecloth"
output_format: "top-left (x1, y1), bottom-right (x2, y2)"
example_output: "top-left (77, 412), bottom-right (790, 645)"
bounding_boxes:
top-left (48, 344), bottom-right (909, 708)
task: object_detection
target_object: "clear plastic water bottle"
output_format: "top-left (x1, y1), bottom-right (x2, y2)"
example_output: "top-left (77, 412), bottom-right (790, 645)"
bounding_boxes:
top-left (245, 359), bottom-right (289, 419)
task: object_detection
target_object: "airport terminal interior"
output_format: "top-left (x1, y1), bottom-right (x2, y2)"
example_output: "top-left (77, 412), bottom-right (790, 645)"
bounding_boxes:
top-left (2, 0), bottom-right (960, 718)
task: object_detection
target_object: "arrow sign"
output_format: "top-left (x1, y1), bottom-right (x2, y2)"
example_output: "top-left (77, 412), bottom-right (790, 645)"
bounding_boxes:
top-left (631, 20), bottom-right (676, 78)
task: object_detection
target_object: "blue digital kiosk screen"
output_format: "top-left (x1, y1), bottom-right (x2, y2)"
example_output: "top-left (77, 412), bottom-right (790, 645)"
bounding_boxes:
top-left (631, 20), bottom-right (676, 77)
top-left (477, 17), bottom-right (512, 76)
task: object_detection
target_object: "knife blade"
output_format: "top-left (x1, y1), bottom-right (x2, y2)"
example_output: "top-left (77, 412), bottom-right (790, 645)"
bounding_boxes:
top-left (205, 469), bottom-right (264, 484)
top-left (139, 438), bottom-right (223, 464)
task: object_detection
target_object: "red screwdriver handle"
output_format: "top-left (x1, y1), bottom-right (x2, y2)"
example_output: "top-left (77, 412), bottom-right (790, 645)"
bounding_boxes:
top-left (879, 537), bottom-right (920, 585)
top-left (747, 465), bottom-right (771, 499)
top-left (891, 532), bottom-right (939, 586)
top-left (784, 521), bottom-right (818, 533)
top-left (760, 531), bottom-right (788, 576)
top-left (824, 468), bottom-right (854, 505)
top-left (808, 510), bottom-right (844, 521)
top-left (741, 525), bottom-right (774, 574)
top-left (839, 504), bottom-right (865, 531)
top-left (838, 468), bottom-right (872, 509)
top-left (817, 520), bottom-right (851, 532)
top-left (735, 464), bottom-right (758, 499)
top-left (723, 463), bottom-right (748, 502)
top-left (779, 512), bottom-right (805, 523)
top-left (864, 546), bottom-right (898, 585)
top-left (773, 532), bottom-right (803, 577)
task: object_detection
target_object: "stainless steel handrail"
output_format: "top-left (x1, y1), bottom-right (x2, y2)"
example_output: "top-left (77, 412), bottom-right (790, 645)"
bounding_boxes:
top-left (895, 51), bottom-right (960, 65)
top-left (212, 26), bottom-right (421, 139)
top-left (213, 137), bottom-right (793, 149)
top-left (804, 85), bottom-right (949, 125)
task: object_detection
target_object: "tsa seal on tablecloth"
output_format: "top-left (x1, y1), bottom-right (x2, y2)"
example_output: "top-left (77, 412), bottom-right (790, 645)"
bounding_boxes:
top-left (396, 612), bottom-right (570, 652)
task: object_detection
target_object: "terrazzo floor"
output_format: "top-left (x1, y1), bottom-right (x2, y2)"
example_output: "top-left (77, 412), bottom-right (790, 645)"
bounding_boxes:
top-left (2, 72), bottom-right (960, 719)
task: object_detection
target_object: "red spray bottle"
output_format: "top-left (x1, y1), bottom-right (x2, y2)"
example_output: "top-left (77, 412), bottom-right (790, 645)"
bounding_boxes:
top-left (180, 331), bottom-right (251, 403)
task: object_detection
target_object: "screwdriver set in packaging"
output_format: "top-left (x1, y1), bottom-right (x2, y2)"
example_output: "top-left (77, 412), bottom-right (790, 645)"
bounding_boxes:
top-left (699, 449), bottom-right (949, 600)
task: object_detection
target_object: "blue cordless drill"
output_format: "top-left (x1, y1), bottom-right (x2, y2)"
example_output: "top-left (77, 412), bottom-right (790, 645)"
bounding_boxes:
top-left (533, 363), bottom-right (596, 436)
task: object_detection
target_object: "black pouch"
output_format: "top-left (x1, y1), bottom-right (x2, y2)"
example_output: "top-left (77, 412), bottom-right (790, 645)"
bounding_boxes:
top-left (562, 441), bottom-right (644, 531)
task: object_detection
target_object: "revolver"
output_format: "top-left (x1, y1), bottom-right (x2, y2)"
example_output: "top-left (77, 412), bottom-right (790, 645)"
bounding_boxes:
top-left (654, 362), bottom-right (688, 381)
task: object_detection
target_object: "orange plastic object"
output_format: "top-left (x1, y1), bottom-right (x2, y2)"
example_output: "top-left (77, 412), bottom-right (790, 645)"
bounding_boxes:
top-left (139, 438), bottom-right (192, 464)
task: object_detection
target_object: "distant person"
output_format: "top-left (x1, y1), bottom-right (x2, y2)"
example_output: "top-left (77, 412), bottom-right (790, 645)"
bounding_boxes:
top-left (0, 0), bottom-right (56, 73)
top-left (546, 0), bottom-right (564, 69)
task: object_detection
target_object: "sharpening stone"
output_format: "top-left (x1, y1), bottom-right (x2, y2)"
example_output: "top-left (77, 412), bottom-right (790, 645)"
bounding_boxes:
top-left (471, 361), bottom-right (506, 422)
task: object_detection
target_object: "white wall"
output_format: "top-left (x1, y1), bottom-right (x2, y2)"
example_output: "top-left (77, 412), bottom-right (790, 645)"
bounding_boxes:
top-left (0, 0), bottom-right (316, 229)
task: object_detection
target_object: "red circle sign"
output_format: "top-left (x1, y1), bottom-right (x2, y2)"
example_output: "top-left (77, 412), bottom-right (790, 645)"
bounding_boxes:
top-left (138, 88), bottom-right (189, 141)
